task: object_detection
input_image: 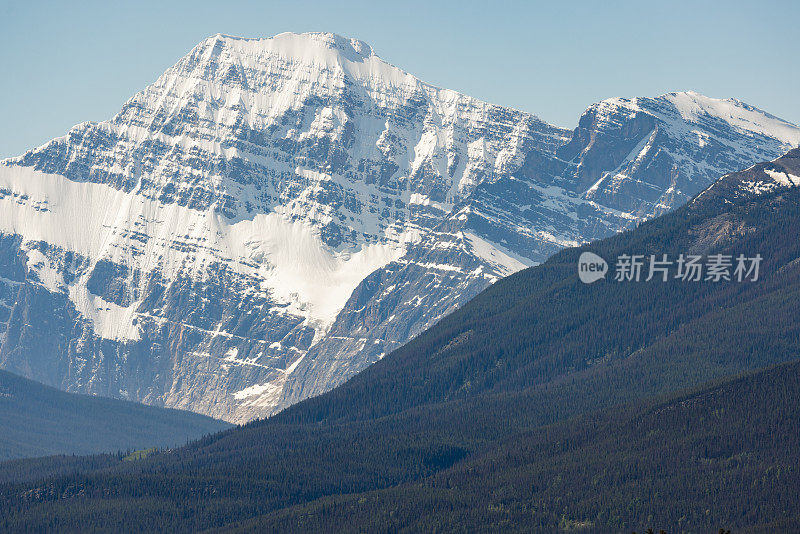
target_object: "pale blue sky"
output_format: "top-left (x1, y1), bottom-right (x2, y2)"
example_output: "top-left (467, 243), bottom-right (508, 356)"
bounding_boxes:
top-left (2, 0), bottom-right (798, 158)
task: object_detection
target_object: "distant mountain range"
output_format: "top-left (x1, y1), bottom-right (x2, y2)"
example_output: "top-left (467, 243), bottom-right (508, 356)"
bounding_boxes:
top-left (0, 368), bottom-right (230, 461)
top-left (1, 32), bottom-right (798, 422)
top-left (1, 148), bottom-right (798, 532)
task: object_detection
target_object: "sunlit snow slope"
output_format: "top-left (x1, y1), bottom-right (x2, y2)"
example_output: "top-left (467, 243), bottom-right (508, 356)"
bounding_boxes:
top-left (0, 33), bottom-right (798, 422)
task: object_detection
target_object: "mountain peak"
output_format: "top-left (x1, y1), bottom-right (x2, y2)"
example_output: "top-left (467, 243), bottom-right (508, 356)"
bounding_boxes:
top-left (660, 91), bottom-right (800, 144)
top-left (274, 32), bottom-right (375, 59)
top-left (589, 90), bottom-right (800, 149)
top-left (194, 31), bottom-right (377, 65)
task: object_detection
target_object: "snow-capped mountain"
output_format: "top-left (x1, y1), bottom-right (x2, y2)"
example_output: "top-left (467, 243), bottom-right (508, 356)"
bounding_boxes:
top-left (0, 33), bottom-right (797, 422)
top-left (567, 91), bottom-right (800, 215)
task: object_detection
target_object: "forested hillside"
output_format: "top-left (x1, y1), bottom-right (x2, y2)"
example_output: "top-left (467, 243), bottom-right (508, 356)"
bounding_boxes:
top-left (0, 149), bottom-right (798, 532)
top-left (0, 369), bottom-right (230, 461)
top-left (235, 359), bottom-right (800, 533)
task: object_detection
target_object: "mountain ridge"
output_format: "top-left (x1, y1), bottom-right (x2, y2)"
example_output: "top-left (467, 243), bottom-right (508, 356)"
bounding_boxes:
top-left (0, 368), bottom-right (231, 461)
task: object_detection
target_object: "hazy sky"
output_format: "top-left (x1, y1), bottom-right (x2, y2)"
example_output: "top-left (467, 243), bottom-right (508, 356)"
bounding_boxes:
top-left (2, 0), bottom-right (798, 158)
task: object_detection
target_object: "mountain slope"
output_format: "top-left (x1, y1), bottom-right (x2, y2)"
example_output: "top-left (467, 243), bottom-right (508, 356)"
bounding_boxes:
top-left (0, 149), bottom-right (798, 531)
top-left (277, 147), bottom-right (800, 424)
top-left (238, 359), bottom-right (800, 533)
top-left (1, 32), bottom-right (798, 422)
top-left (277, 90), bottom-right (800, 411)
top-left (0, 369), bottom-right (230, 461)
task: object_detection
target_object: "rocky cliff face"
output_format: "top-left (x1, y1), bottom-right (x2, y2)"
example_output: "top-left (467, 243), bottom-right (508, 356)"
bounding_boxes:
top-left (561, 92), bottom-right (800, 216)
top-left (1, 33), bottom-right (798, 422)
